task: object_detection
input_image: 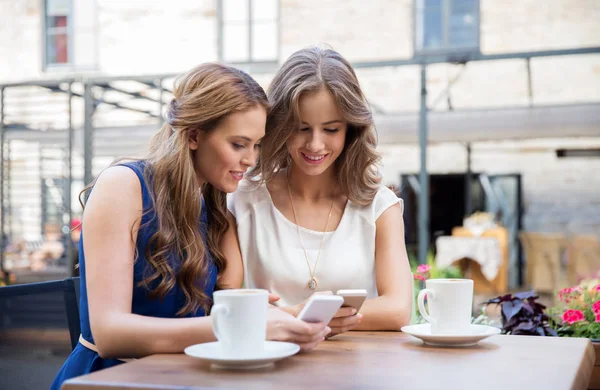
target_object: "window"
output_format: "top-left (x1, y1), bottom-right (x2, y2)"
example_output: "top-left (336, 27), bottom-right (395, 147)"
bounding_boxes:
top-left (219, 0), bottom-right (279, 63)
top-left (415, 0), bottom-right (479, 55)
top-left (44, 0), bottom-right (72, 66)
top-left (556, 149), bottom-right (600, 158)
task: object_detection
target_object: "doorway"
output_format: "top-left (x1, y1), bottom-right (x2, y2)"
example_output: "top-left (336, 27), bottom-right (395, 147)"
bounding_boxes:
top-left (399, 173), bottom-right (523, 287)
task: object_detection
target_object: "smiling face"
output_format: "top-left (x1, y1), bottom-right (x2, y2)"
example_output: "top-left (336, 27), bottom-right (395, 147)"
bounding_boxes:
top-left (286, 88), bottom-right (347, 177)
top-left (190, 105), bottom-right (266, 193)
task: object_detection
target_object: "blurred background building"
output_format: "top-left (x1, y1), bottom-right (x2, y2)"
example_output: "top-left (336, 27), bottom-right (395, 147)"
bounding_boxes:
top-left (0, 0), bottom-right (599, 325)
top-left (2, 0), bottom-right (598, 285)
top-left (0, 1), bottom-right (599, 388)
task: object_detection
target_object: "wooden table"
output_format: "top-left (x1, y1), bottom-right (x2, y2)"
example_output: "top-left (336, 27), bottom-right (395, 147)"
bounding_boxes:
top-left (63, 332), bottom-right (595, 390)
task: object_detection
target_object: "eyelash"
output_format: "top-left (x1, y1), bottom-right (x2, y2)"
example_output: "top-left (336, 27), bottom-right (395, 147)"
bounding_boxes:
top-left (299, 128), bottom-right (339, 133)
top-left (232, 143), bottom-right (262, 150)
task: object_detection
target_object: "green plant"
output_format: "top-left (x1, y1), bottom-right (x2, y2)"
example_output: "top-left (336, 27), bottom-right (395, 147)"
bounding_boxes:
top-left (408, 249), bottom-right (462, 280)
top-left (472, 306), bottom-right (496, 326)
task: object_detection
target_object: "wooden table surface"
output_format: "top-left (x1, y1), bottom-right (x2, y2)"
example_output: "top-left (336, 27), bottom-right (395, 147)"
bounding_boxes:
top-left (62, 331), bottom-right (595, 390)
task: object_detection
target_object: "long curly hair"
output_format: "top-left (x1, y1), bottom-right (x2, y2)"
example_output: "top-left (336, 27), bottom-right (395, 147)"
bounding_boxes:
top-left (82, 63), bottom-right (269, 315)
top-left (249, 46), bottom-right (381, 205)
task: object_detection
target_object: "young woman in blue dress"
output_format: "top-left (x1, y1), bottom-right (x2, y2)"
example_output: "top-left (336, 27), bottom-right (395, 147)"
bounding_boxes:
top-left (52, 63), bottom-right (329, 389)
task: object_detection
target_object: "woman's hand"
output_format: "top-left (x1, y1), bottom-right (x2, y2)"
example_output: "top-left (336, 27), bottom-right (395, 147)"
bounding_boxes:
top-left (326, 307), bottom-right (362, 338)
top-left (281, 291), bottom-right (334, 317)
top-left (268, 293), bottom-right (281, 305)
top-left (266, 307), bottom-right (329, 351)
top-left (276, 291), bottom-right (360, 338)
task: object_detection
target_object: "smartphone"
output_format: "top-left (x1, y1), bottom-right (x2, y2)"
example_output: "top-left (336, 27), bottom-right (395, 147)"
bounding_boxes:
top-left (297, 295), bottom-right (344, 324)
top-left (336, 289), bottom-right (368, 312)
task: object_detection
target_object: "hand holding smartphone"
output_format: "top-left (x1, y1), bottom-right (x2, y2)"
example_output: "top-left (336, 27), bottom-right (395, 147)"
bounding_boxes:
top-left (297, 295), bottom-right (344, 324)
top-left (336, 289), bottom-right (368, 312)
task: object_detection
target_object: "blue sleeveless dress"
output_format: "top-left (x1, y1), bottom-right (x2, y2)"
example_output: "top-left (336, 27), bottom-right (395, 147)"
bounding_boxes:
top-left (51, 161), bottom-right (218, 389)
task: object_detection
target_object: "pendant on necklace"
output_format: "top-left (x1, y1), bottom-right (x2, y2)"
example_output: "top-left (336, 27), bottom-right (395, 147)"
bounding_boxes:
top-left (308, 277), bottom-right (318, 291)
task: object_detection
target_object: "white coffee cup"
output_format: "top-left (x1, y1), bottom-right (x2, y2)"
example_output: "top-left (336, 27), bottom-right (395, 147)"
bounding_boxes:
top-left (211, 289), bottom-right (268, 357)
top-left (417, 279), bottom-right (473, 335)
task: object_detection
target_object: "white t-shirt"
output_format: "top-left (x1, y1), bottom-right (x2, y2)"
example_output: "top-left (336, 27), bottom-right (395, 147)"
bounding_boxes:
top-left (227, 180), bottom-right (403, 307)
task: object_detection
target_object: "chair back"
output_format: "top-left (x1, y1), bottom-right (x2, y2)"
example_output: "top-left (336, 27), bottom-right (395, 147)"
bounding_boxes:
top-left (519, 232), bottom-right (565, 293)
top-left (0, 277), bottom-right (81, 350)
top-left (567, 235), bottom-right (600, 285)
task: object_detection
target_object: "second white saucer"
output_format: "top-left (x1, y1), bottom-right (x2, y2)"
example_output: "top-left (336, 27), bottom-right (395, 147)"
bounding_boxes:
top-left (401, 323), bottom-right (501, 347)
top-left (184, 341), bottom-right (300, 370)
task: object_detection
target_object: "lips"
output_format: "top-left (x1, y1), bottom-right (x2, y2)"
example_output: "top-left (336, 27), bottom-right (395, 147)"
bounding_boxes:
top-left (230, 171), bottom-right (244, 181)
top-left (301, 152), bottom-right (328, 165)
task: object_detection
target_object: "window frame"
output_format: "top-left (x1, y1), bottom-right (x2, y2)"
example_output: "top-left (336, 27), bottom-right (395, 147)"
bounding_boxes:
top-left (217, 0), bottom-right (280, 65)
top-left (42, 0), bottom-right (74, 70)
top-left (414, 0), bottom-right (480, 56)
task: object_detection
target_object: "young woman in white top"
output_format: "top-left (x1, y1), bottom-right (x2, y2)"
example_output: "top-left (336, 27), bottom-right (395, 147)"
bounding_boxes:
top-left (228, 47), bottom-right (413, 336)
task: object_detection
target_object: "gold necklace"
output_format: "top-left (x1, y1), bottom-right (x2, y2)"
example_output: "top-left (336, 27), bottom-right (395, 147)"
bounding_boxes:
top-left (286, 172), bottom-right (335, 291)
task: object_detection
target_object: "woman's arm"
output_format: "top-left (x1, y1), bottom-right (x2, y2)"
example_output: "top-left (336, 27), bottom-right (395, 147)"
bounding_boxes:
top-left (84, 166), bottom-right (217, 359)
top-left (354, 202), bottom-right (413, 331)
top-left (217, 212), bottom-right (244, 289)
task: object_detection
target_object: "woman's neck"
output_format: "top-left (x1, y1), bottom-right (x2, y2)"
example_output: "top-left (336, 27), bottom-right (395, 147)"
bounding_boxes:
top-left (286, 164), bottom-right (338, 202)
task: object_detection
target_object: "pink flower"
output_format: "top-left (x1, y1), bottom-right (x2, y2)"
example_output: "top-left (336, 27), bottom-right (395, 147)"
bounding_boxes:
top-left (595, 285), bottom-right (600, 292)
top-left (558, 286), bottom-right (583, 302)
top-left (414, 274), bottom-right (425, 281)
top-left (416, 264), bottom-right (431, 273)
top-left (595, 312), bottom-right (600, 323)
top-left (558, 288), bottom-right (570, 301)
top-left (593, 301), bottom-right (600, 314)
top-left (562, 309), bottom-right (585, 325)
top-left (559, 287), bottom-right (571, 295)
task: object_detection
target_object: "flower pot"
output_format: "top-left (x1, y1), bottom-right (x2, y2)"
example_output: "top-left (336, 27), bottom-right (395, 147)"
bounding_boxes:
top-left (590, 340), bottom-right (600, 389)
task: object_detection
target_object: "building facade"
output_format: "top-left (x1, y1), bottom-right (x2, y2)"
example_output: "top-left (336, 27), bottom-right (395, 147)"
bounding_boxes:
top-left (0, 1), bottom-right (599, 280)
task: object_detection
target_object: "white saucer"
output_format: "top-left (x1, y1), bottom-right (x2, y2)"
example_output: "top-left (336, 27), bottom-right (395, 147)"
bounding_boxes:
top-left (401, 324), bottom-right (501, 347)
top-left (184, 341), bottom-right (300, 370)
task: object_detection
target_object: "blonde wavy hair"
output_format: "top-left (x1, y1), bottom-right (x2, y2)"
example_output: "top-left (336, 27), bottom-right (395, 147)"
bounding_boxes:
top-left (82, 63), bottom-right (269, 315)
top-left (249, 47), bottom-right (381, 205)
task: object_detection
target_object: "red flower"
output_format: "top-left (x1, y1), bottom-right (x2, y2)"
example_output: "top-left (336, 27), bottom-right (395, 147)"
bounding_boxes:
top-left (593, 300), bottom-right (600, 314)
top-left (414, 274), bottom-right (425, 281)
top-left (562, 309), bottom-right (585, 325)
top-left (595, 312), bottom-right (600, 323)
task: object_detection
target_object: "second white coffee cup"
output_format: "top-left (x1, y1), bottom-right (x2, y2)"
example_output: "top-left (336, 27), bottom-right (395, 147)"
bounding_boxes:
top-left (211, 289), bottom-right (268, 357)
top-left (417, 278), bottom-right (473, 335)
